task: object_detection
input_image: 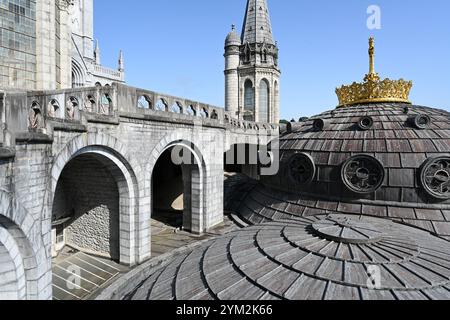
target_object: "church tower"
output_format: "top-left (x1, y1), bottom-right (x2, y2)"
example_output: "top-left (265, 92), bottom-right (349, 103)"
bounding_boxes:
top-left (224, 0), bottom-right (280, 123)
top-left (69, 0), bottom-right (125, 87)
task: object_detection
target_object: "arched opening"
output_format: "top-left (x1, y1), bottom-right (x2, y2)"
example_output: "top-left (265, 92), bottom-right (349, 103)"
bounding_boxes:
top-left (0, 218), bottom-right (27, 300)
top-left (259, 79), bottom-right (270, 123)
top-left (244, 79), bottom-right (254, 121)
top-left (48, 99), bottom-right (60, 118)
top-left (71, 60), bottom-right (85, 88)
top-left (224, 143), bottom-right (260, 178)
top-left (155, 98), bottom-right (168, 111)
top-left (199, 107), bottom-right (208, 118)
top-left (151, 143), bottom-right (204, 255)
top-left (51, 151), bottom-right (133, 263)
top-left (66, 97), bottom-right (78, 120)
top-left (137, 95), bottom-right (152, 109)
top-left (185, 105), bottom-right (196, 116)
top-left (152, 148), bottom-right (184, 231)
top-left (28, 101), bottom-right (43, 130)
top-left (100, 93), bottom-right (111, 115)
top-left (84, 95), bottom-right (96, 112)
top-left (170, 101), bottom-right (183, 114)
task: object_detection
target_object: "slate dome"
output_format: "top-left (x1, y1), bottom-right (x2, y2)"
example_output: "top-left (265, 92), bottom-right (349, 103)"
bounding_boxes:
top-left (225, 25), bottom-right (241, 47)
top-left (269, 103), bottom-right (450, 205)
top-left (227, 39), bottom-right (450, 241)
top-left (226, 102), bottom-right (450, 242)
top-left (125, 215), bottom-right (450, 300)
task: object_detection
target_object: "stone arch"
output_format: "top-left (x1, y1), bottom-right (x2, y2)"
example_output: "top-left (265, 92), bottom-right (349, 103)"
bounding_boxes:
top-left (170, 101), bottom-right (183, 114)
top-left (0, 190), bottom-right (45, 300)
top-left (71, 59), bottom-right (85, 88)
top-left (50, 133), bottom-right (144, 266)
top-left (0, 218), bottom-right (26, 300)
top-left (155, 98), bottom-right (168, 111)
top-left (147, 131), bottom-right (209, 235)
top-left (137, 95), bottom-right (152, 109)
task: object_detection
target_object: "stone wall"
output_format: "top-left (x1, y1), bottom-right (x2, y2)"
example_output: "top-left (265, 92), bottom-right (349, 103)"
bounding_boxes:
top-left (53, 156), bottom-right (120, 260)
top-left (0, 84), bottom-right (278, 299)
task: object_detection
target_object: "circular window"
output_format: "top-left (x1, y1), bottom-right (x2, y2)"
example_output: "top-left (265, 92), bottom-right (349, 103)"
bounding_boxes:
top-left (420, 157), bottom-right (450, 199)
top-left (358, 116), bottom-right (374, 130)
top-left (409, 114), bottom-right (431, 129)
top-left (288, 153), bottom-right (316, 184)
top-left (313, 119), bottom-right (326, 131)
top-left (341, 155), bottom-right (385, 194)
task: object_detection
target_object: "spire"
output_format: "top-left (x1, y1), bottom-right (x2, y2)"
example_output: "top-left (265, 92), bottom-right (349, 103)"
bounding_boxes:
top-left (118, 50), bottom-right (124, 72)
top-left (94, 39), bottom-right (101, 65)
top-left (241, 0), bottom-right (275, 45)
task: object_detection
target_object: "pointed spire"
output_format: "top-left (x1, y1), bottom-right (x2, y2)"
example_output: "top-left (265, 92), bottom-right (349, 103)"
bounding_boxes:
top-left (241, 0), bottom-right (275, 45)
top-left (94, 39), bottom-right (101, 65)
top-left (118, 50), bottom-right (124, 72)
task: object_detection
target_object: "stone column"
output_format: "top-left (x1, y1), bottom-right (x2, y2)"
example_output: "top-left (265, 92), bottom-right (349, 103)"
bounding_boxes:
top-left (36, 0), bottom-right (57, 90)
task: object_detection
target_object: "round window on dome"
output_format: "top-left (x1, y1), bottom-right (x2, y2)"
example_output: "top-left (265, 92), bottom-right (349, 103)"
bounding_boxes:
top-left (420, 157), bottom-right (450, 200)
top-left (288, 153), bottom-right (316, 185)
top-left (408, 114), bottom-right (431, 129)
top-left (341, 155), bottom-right (385, 194)
top-left (358, 116), bottom-right (374, 130)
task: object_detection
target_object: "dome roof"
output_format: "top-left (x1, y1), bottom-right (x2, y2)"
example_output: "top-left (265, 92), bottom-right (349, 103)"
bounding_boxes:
top-left (219, 102), bottom-right (450, 242)
top-left (124, 215), bottom-right (450, 300)
top-left (267, 103), bottom-right (450, 206)
top-left (225, 26), bottom-right (241, 47)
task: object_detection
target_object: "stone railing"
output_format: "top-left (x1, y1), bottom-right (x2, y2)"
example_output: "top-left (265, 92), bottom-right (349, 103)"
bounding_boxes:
top-left (0, 82), bottom-right (279, 143)
top-left (115, 83), bottom-right (278, 131)
top-left (93, 65), bottom-right (122, 79)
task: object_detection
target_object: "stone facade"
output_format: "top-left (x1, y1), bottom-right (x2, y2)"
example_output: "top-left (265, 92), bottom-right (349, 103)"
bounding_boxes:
top-left (0, 83), bottom-right (278, 300)
top-left (70, 0), bottom-right (125, 87)
top-left (224, 0), bottom-right (280, 124)
top-left (35, 0), bottom-right (72, 90)
top-left (0, 0), bottom-right (124, 91)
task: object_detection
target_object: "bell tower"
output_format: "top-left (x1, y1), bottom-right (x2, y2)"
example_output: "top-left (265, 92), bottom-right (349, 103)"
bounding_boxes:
top-left (224, 0), bottom-right (280, 123)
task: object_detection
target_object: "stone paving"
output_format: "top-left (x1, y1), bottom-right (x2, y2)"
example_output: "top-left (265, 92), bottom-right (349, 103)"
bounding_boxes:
top-left (151, 213), bottom-right (239, 258)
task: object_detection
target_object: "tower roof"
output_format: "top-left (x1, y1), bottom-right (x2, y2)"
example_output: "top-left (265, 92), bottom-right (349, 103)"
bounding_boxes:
top-left (241, 0), bottom-right (275, 45)
top-left (225, 25), bottom-right (241, 47)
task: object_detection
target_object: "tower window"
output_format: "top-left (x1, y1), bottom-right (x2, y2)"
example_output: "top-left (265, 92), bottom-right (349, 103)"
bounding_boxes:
top-left (259, 79), bottom-right (270, 123)
top-left (244, 80), bottom-right (254, 113)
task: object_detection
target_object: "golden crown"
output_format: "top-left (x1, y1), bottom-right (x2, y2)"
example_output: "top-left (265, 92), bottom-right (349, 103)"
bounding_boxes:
top-left (336, 37), bottom-right (413, 107)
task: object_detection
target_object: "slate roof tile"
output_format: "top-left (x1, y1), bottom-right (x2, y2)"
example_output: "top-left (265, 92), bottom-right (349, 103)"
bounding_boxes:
top-left (409, 140), bottom-right (438, 153)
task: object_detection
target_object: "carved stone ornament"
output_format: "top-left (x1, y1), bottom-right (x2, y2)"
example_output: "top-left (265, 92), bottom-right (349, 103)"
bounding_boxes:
top-left (288, 153), bottom-right (316, 184)
top-left (420, 157), bottom-right (450, 199)
top-left (341, 155), bottom-right (385, 194)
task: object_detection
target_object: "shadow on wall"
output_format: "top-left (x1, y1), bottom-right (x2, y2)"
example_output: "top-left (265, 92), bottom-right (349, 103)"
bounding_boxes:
top-left (152, 148), bottom-right (184, 229)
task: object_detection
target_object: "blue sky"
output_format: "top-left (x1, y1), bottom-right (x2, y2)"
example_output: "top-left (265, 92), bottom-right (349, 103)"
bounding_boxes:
top-left (94, 0), bottom-right (450, 120)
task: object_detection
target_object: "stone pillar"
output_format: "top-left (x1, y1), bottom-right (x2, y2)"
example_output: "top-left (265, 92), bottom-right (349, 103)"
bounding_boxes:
top-left (58, 0), bottom-right (72, 89)
top-left (254, 78), bottom-right (260, 123)
top-left (181, 164), bottom-right (192, 232)
top-left (36, 0), bottom-right (57, 90)
top-left (224, 45), bottom-right (240, 118)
